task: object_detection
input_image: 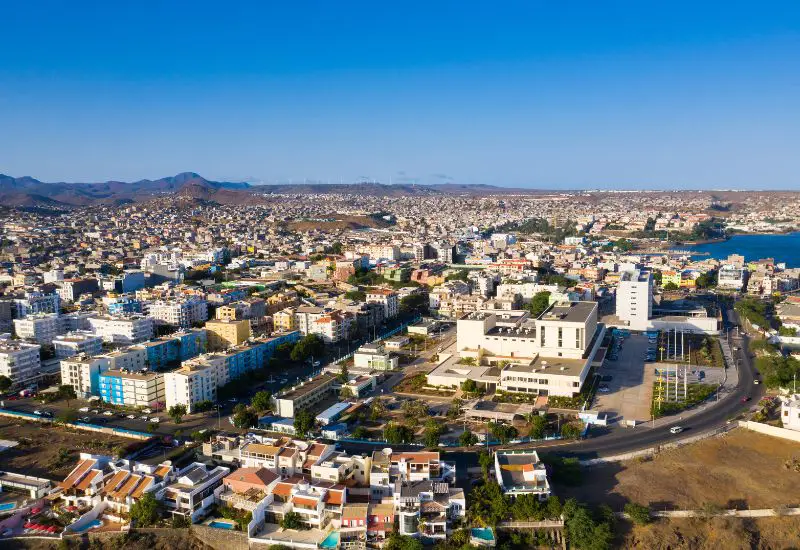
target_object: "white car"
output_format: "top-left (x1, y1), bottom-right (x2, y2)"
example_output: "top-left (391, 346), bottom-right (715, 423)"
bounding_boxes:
top-left (142, 408), bottom-right (152, 414)
top-left (149, 417), bottom-right (160, 423)
top-left (33, 410), bottom-right (42, 416)
top-left (670, 426), bottom-right (684, 434)
top-left (140, 416), bottom-right (149, 421)
top-left (598, 386), bottom-right (611, 393)
top-left (103, 410), bottom-right (113, 416)
top-left (126, 414), bottom-right (136, 419)
top-left (78, 407), bottom-right (90, 413)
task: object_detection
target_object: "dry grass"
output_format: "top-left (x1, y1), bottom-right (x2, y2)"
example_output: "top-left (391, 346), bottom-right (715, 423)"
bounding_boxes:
top-left (0, 418), bottom-right (133, 480)
top-left (557, 428), bottom-right (800, 510)
top-left (622, 516), bottom-right (800, 550)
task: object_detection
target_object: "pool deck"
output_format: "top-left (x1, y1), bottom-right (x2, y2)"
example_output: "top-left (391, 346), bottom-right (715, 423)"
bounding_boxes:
top-left (252, 522), bottom-right (328, 547)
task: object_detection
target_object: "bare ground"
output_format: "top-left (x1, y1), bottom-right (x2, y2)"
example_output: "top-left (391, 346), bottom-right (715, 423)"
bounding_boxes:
top-left (0, 417), bottom-right (135, 480)
top-left (556, 428), bottom-right (800, 511)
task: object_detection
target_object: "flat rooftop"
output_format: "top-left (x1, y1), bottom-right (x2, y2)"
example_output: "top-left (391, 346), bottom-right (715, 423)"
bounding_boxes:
top-left (540, 301), bottom-right (596, 323)
top-left (278, 373), bottom-right (336, 401)
top-left (503, 355), bottom-right (587, 377)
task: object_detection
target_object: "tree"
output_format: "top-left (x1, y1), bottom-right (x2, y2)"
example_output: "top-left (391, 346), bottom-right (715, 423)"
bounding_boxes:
top-left (663, 282), bottom-right (679, 291)
top-left (193, 400), bottom-right (214, 413)
top-left (338, 364), bottom-right (349, 383)
top-left (0, 375), bottom-right (12, 392)
top-left (233, 406), bottom-right (258, 429)
top-left (280, 511), bottom-right (306, 530)
top-left (459, 429), bottom-right (478, 447)
top-left (370, 399), bottom-right (388, 421)
top-left (294, 408), bottom-right (315, 437)
top-left (344, 290), bottom-right (366, 302)
top-left (274, 342), bottom-right (294, 361)
top-left (447, 398), bottom-right (463, 420)
top-left (251, 391), bottom-right (273, 413)
top-left (478, 451), bottom-right (493, 480)
top-left (58, 384), bottom-right (77, 407)
top-left (351, 426), bottom-right (369, 439)
top-left (528, 291), bottom-right (551, 318)
top-left (528, 414), bottom-right (547, 440)
top-left (384, 532), bottom-right (424, 550)
top-left (563, 499), bottom-right (614, 550)
top-left (400, 293), bottom-right (428, 316)
top-left (129, 492), bottom-right (160, 527)
top-left (489, 422), bottom-right (518, 444)
top-left (561, 422), bottom-right (583, 439)
top-left (461, 378), bottom-right (478, 393)
top-left (290, 334), bottom-right (324, 363)
top-left (423, 418), bottom-right (445, 447)
top-left (384, 422), bottom-right (413, 444)
top-left (168, 404), bottom-right (187, 424)
top-left (340, 385), bottom-right (354, 399)
top-left (445, 270), bottom-right (469, 282)
top-left (171, 515), bottom-right (191, 528)
top-left (624, 502), bottom-right (651, 525)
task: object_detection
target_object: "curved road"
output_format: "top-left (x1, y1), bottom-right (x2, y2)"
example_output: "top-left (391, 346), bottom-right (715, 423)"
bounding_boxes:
top-left (340, 309), bottom-right (763, 462)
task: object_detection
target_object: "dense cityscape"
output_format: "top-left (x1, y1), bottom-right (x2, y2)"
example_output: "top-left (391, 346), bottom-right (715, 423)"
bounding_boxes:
top-left (0, 182), bottom-right (797, 550)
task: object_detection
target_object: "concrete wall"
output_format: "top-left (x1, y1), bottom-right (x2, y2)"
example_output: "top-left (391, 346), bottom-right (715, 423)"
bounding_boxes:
top-left (739, 420), bottom-right (800, 443)
top-left (191, 524), bottom-right (250, 550)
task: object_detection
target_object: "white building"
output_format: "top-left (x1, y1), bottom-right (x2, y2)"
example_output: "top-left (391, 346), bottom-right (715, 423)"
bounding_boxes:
top-left (718, 264), bottom-right (747, 291)
top-left (353, 343), bottom-right (399, 371)
top-left (163, 355), bottom-right (228, 413)
top-left (13, 313), bottom-right (65, 344)
top-left (366, 289), bottom-right (399, 320)
top-left (0, 341), bottom-right (42, 386)
top-left (99, 368), bottom-right (165, 408)
top-left (616, 269), bottom-right (653, 331)
top-left (147, 299), bottom-right (208, 328)
top-left (52, 331), bottom-right (104, 360)
top-left (60, 354), bottom-right (110, 398)
top-left (159, 462), bottom-right (230, 522)
top-left (494, 450), bottom-right (550, 500)
top-left (13, 291), bottom-right (61, 317)
top-left (780, 394), bottom-right (800, 431)
top-left (273, 373), bottom-right (337, 418)
top-left (87, 315), bottom-right (154, 345)
top-left (100, 347), bottom-right (148, 372)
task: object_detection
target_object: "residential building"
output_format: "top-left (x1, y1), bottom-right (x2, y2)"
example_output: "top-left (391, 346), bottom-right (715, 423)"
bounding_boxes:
top-left (52, 331), bottom-right (103, 359)
top-left (494, 449), bottom-right (551, 500)
top-left (353, 343), bottom-right (399, 371)
top-left (13, 291), bottom-right (61, 318)
top-left (367, 289), bottom-right (399, 319)
top-left (99, 368), bottom-right (165, 407)
top-left (718, 264), bottom-right (748, 291)
top-left (159, 462), bottom-right (230, 522)
top-left (0, 341), bottom-right (42, 386)
top-left (58, 278), bottom-right (99, 302)
top-left (780, 394), bottom-right (800, 431)
top-left (60, 354), bottom-right (110, 398)
top-left (87, 315), bottom-right (154, 345)
top-left (14, 313), bottom-right (65, 344)
top-left (163, 355), bottom-right (228, 413)
top-left (147, 298), bottom-right (208, 328)
top-left (205, 318), bottom-right (252, 350)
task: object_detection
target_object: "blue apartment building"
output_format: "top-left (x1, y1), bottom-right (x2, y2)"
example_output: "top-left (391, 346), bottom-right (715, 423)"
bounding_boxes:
top-left (139, 328), bottom-right (208, 370)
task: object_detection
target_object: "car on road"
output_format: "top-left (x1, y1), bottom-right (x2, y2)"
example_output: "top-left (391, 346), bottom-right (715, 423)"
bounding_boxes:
top-left (33, 409), bottom-right (43, 416)
top-left (103, 410), bottom-right (113, 416)
top-left (80, 416), bottom-right (90, 422)
top-left (79, 407), bottom-right (89, 413)
top-left (741, 396), bottom-right (751, 403)
top-left (754, 379), bottom-right (760, 385)
top-left (142, 408), bottom-right (152, 414)
top-left (598, 385), bottom-right (610, 393)
top-left (228, 398), bottom-right (238, 403)
top-left (126, 414), bottom-right (136, 419)
top-left (149, 417), bottom-right (160, 423)
top-left (41, 411), bottom-right (53, 418)
top-left (670, 426), bottom-right (684, 434)
top-left (140, 415), bottom-right (149, 420)
top-left (312, 360), bottom-right (321, 367)
top-left (90, 409), bottom-right (99, 414)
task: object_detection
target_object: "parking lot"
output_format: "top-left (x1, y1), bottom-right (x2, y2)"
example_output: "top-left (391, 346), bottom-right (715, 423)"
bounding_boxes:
top-left (594, 333), bottom-right (655, 424)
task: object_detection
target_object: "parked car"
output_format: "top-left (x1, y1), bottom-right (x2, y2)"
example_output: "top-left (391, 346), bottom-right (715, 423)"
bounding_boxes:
top-left (80, 416), bottom-right (91, 422)
top-left (142, 408), bottom-right (152, 414)
top-left (598, 386), bottom-right (611, 393)
top-left (140, 415), bottom-right (149, 421)
top-left (90, 409), bottom-right (99, 414)
top-left (670, 426), bottom-right (684, 434)
top-left (33, 409), bottom-right (43, 416)
top-left (126, 414), bottom-right (136, 419)
top-left (149, 417), bottom-right (160, 423)
top-left (41, 411), bottom-right (53, 418)
top-left (78, 407), bottom-right (89, 413)
top-left (103, 410), bottom-right (113, 416)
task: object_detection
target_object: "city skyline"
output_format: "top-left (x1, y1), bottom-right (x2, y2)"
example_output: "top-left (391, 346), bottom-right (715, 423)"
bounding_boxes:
top-left (2, 2), bottom-right (799, 189)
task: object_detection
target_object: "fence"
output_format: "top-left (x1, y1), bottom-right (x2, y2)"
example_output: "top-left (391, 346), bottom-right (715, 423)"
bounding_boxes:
top-left (0, 409), bottom-right (153, 440)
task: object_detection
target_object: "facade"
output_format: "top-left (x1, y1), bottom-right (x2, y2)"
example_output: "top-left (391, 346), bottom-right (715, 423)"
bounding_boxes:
top-left (60, 355), bottom-right (110, 398)
top-left (14, 313), bottom-right (65, 344)
top-left (205, 319), bottom-right (252, 350)
top-left (273, 373), bottom-right (337, 418)
top-left (616, 269), bottom-right (653, 331)
top-left (13, 291), bottom-right (61, 318)
top-left (52, 331), bottom-right (103, 360)
top-left (0, 341), bottom-right (42, 385)
top-left (163, 356), bottom-right (228, 413)
top-left (159, 462), bottom-right (230, 522)
top-left (147, 298), bottom-right (208, 328)
top-left (718, 264), bottom-right (748, 290)
top-left (99, 368), bottom-right (164, 407)
top-left (100, 347), bottom-right (148, 371)
top-left (58, 278), bottom-right (99, 303)
top-left (87, 315), bottom-right (154, 345)
top-left (780, 394), bottom-right (800, 431)
top-left (366, 289), bottom-right (399, 320)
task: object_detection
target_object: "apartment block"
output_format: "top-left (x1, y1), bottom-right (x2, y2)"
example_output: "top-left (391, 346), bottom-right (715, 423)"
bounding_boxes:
top-left (273, 373), bottom-right (337, 418)
top-left (163, 355), bottom-right (229, 413)
top-left (99, 368), bottom-right (164, 407)
top-left (87, 315), bottom-right (154, 345)
top-left (0, 341), bottom-right (42, 386)
top-left (60, 354), bottom-right (110, 397)
top-left (13, 313), bottom-right (65, 344)
top-left (205, 319), bottom-right (252, 350)
top-left (52, 331), bottom-right (103, 359)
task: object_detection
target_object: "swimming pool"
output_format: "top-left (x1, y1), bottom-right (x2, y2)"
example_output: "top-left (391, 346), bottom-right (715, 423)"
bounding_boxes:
top-left (0, 502), bottom-right (16, 512)
top-left (208, 520), bottom-right (237, 530)
top-left (320, 530), bottom-right (339, 549)
top-left (71, 519), bottom-right (102, 533)
top-left (471, 527), bottom-right (495, 541)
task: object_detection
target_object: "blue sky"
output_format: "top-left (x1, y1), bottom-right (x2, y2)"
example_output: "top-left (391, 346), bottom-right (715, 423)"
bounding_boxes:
top-left (1, 1), bottom-right (799, 189)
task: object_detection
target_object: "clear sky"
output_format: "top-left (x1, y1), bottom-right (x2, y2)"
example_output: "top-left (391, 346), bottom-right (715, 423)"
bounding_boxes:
top-left (2, 1), bottom-right (799, 189)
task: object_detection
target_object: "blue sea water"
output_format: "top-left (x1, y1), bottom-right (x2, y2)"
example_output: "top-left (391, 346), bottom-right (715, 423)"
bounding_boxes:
top-left (684, 232), bottom-right (800, 267)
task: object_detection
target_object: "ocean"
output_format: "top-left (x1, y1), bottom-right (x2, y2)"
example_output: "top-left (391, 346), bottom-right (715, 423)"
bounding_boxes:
top-left (684, 232), bottom-right (800, 267)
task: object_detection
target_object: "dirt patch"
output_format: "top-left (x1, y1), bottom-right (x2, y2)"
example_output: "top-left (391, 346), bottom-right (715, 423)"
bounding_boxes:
top-left (621, 516), bottom-right (800, 550)
top-left (555, 428), bottom-right (800, 510)
top-left (0, 418), bottom-right (137, 480)
top-left (3, 529), bottom-right (214, 550)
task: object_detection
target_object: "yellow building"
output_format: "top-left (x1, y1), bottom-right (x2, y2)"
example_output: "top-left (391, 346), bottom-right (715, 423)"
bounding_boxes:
top-left (273, 308), bottom-right (297, 331)
top-left (205, 319), bottom-right (252, 350)
top-left (661, 270), bottom-right (682, 287)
